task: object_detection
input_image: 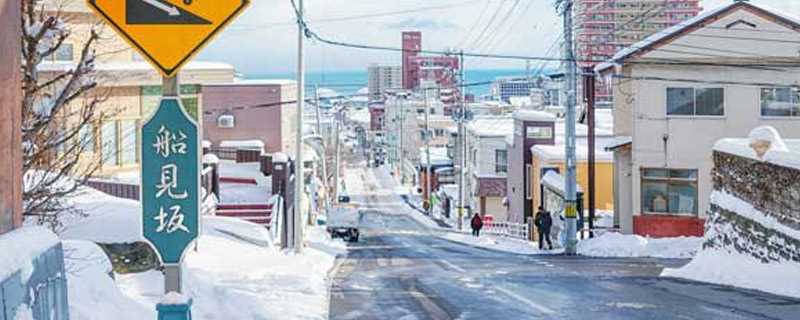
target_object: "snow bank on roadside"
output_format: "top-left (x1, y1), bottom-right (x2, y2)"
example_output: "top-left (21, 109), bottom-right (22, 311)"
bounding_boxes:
top-left (577, 233), bottom-right (702, 259)
top-left (117, 226), bottom-right (346, 320)
top-left (662, 249), bottom-right (800, 298)
top-left (440, 232), bottom-right (562, 255)
top-left (64, 240), bottom-right (153, 320)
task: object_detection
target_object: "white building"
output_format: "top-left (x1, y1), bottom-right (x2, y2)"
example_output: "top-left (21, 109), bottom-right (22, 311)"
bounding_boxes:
top-left (368, 65), bottom-right (402, 102)
top-left (597, 1), bottom-right (800, 237)
top-left (465, 116), bottom-right (514, 221)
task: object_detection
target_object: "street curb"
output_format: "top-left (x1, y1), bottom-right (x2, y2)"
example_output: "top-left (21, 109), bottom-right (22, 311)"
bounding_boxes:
top-left (324, 253), bottom-right (347, 320)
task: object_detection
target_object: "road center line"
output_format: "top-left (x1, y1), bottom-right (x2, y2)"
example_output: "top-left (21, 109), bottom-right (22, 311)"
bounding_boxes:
top-left (494, 286), bottom-right (556, 315)
top-left (439, 259), bottom-right (466, 273)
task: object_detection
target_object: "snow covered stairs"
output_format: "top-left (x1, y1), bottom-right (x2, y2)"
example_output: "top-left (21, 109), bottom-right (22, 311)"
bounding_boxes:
top-left (216, 203), bottom-right (274, 228)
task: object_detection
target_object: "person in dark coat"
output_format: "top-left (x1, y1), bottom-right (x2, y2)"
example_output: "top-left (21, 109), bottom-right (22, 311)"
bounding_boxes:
top-left (534, 207), bottom-right (553, 250)
top-left (471, 213), bottom-right (484, 237)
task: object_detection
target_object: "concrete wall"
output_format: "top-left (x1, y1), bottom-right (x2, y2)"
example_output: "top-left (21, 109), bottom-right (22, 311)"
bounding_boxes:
top-left (202, 83), bottom-right (296, 155)
top-left (0, 0), bottom-right (22, 234)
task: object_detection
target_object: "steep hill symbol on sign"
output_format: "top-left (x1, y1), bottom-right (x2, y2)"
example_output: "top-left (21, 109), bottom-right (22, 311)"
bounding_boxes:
top-left (126, 0), bottom-right (211, 25)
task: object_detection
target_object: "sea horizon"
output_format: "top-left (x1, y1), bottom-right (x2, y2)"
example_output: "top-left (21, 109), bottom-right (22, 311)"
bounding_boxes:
top-left (243, 68), bottom-right (556, 97)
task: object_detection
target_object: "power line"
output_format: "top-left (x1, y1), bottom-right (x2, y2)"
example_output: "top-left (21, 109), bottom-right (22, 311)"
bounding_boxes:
top-left (231, 0), bottom-right (488, 31)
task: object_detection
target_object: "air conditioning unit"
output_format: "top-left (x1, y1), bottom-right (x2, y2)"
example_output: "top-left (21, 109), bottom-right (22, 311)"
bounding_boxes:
top-left (217, 114), bottom-right (235, 128)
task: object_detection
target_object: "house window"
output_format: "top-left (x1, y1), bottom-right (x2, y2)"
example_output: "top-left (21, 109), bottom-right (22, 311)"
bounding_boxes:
top-left (761, 87), bottom-right (800, 117)
top-left (120, 120), bottom-right (138, 165)
top-left (101, 121), bottom-right (118, 166)
top-left (526, 126), bottom-right (553, 139)
top-left (525, 164), bottom-right (532, 200)
top-left (495, 149), bottom-right (507, 174)
top-left (641, 168), bottom-right (698, 215)
top-left (667, 87), bottom-right (724, 116)
top-left (79, 124), bottom-right (94, 154)
top-left (52, 43), bottom-right (73, 62)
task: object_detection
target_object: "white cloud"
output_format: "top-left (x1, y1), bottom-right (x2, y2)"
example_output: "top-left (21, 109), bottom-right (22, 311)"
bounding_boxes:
top-left (196, 0), bottom-right (800, 75)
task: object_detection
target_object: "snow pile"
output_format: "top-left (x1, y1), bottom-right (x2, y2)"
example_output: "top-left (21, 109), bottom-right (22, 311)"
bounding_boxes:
top-left (441, 232), bottom-right (561, 255)
top-left (159, 292), bottom-right (190, 305)
top-left (117, 226), bottom-right (346, 320)
top-left (714, 126), bottom-right (800, 170)
top-left (662, 190), bottom-right (800, 298)
top-left (59, 187), bottom-right (142, 244)
top-left (0, 226), bottom-right (60, 281)
top-left (64, 240), bottom-right (153, 320)
top-left (219, 140), bottom-right (264, 152)
top-left (662, 249), bottom-right (800, 298)
top-left (577, 233), bottom-right (703, 259)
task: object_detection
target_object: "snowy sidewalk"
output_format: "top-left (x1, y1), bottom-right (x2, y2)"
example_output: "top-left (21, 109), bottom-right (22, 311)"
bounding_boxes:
top-left (60, 186), bottom-right (347, 320)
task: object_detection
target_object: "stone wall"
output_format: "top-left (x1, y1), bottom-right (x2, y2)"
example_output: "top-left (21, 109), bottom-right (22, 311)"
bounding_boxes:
top-left (706, 151), bottom-right (800, 263)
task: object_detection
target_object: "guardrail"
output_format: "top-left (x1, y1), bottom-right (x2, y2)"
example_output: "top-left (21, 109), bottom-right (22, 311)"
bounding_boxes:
top-left (484, 221), bottom-right (530, 240)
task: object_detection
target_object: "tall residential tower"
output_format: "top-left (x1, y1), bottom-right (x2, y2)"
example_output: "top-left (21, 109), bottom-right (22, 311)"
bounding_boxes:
top-left (576, 0), bottom-right (702, 106)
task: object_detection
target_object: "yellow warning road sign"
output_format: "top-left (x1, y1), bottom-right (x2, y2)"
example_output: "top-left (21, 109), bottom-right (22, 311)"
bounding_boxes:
top-left (87, 0), bottom-right (249, 77)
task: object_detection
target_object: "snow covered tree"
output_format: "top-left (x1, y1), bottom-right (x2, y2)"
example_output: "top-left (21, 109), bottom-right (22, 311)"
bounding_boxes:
top-left (21, 0), bottom-right (109, 229)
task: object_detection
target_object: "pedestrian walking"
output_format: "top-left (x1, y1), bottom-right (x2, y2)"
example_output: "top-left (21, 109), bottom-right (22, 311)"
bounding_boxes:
top-left (535, 207), bottom-right (553, 250)
top-left (471, 213), bottom-right (483, 237)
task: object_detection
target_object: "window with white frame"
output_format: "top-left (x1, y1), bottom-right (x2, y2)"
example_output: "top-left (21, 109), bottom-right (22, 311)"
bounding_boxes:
top-left (641, 168), bottom-right (698, 215)
top-left (101, 121), bottom-right (118, 166)
top-left (495, 149), bottom-right (507, 174)
top-left (761, 87), bottom-right (800, 117)
top-left (666, 87), bottom-right (724, 116)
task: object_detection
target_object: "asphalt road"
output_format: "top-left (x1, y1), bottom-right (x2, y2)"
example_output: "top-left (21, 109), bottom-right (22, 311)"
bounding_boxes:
top-left (328, 161), bottom-right (800, 320)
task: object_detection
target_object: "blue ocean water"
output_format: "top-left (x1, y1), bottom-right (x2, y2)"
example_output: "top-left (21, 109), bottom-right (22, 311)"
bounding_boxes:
top-left (245, 69), bottom-right (547, 97)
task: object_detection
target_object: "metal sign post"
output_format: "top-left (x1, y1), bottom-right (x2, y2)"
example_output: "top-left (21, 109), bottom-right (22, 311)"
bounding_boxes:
top-left (141, 75), bottom-right (200, 295)
top-left (86, 1), bottom-right (250, 318)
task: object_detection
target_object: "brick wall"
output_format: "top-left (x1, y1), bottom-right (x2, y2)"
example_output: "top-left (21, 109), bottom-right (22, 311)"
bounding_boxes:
top-left (706, 151), bottom-right (800, 263)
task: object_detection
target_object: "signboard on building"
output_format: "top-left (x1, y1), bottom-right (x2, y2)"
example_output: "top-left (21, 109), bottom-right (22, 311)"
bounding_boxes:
top-left (141, 98), bottom-right (200, 264)
top-left (87, 0), bottom-right (250, 77)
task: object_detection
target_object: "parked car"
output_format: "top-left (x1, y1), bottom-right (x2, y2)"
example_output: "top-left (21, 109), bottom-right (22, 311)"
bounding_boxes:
top-left (327, 205), bottom-right (361, 242)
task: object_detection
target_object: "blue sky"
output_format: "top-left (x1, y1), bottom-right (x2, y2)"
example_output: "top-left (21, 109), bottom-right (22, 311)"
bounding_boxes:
top-left (196, 0), bottom-right (800, 75)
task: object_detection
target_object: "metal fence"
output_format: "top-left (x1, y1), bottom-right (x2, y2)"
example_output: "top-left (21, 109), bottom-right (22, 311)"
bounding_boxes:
top-left (86, 179), bottom-right (140, 200)
top-left (484, 222), bottom-right (530, 241)
top-left (209, 147), bottom-right (237, 160)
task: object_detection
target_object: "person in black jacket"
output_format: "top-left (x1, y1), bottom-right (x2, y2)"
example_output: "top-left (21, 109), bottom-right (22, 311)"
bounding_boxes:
top-left (470, 213), bottom-right (484, 237)
top-left (534, 207), bottom-right (553, 250)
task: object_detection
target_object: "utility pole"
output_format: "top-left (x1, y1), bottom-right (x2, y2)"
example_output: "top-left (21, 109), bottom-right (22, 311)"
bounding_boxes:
top-left (292, 0), bottom-right (305, 253)
top-left (313, 84), bottom-right (329, 217)
top-left (333, 112), bottom-right (341, 203)
top-left (424, 88), bottom-right (432, 215)
top-left (398, 95), bottom-right (406, 185)
top-left (457, 50), bottom-right (466, 230)
top-left (561, 0), bottom-right (579, 255)
top-left (584, 66), bottom-right (596, 239)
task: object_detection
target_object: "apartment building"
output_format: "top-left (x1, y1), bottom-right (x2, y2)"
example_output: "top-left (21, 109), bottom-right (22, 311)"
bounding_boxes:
top-left (598, 1), bottom-right (800, 237)
top-left (576, 0), bottom-right (702, 106)
top-left (367, 65), bottom-right (402, 102)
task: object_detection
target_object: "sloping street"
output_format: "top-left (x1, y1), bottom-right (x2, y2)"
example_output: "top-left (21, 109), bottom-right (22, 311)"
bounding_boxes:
top-left (329, 161), bottom-right (800, 320)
